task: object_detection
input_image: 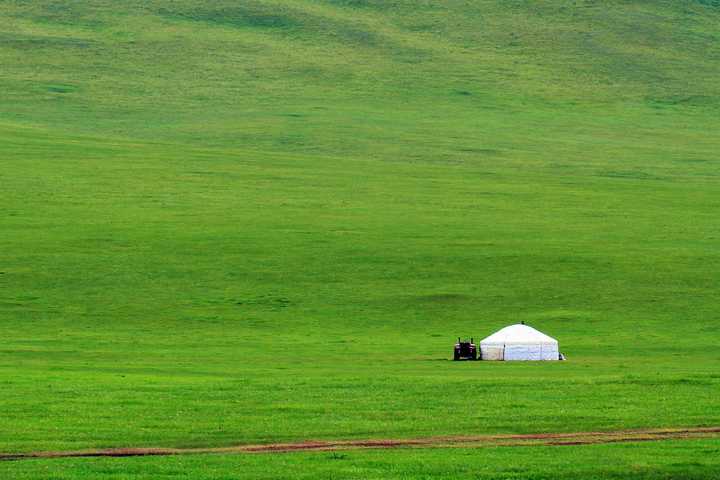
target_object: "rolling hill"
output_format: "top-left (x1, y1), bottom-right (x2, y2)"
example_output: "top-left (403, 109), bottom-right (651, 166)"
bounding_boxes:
top-left (2, 1), bottom-right (720, 478)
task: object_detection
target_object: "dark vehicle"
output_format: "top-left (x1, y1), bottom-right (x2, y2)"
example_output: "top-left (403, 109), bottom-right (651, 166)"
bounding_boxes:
top-left (453, 337), bottom-right (477, 361)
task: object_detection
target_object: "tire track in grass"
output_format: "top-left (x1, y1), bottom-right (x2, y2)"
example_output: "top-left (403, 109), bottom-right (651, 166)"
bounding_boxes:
top-left (3, 427), bottom-right (720, 461)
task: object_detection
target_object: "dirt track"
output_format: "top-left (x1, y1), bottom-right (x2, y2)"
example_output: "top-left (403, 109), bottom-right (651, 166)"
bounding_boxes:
top-left (3, 427), bottom-right (719, 462)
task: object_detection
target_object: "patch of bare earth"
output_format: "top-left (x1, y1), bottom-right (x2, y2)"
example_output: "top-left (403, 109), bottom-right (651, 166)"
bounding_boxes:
top-left (2, 427), bottom-right (719, 461)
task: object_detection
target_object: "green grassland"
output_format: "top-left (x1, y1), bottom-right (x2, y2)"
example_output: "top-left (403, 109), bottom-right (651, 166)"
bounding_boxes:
top-left (4, 440), bottom-right (720, 480)
top-left (2, 0), bottom-right (720, 478)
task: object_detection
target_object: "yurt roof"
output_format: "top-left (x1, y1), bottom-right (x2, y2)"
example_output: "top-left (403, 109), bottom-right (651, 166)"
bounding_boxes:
top-left (480, 324), bottom-right (557, 346)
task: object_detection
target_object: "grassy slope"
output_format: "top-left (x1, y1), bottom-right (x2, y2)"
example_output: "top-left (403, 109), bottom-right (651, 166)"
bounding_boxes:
top-left (2, 0), bottom-right (720, 477)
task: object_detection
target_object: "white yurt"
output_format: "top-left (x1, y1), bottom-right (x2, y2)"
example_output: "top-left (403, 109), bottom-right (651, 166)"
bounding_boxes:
top-left (480, 323), bottom-right (560, 361)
